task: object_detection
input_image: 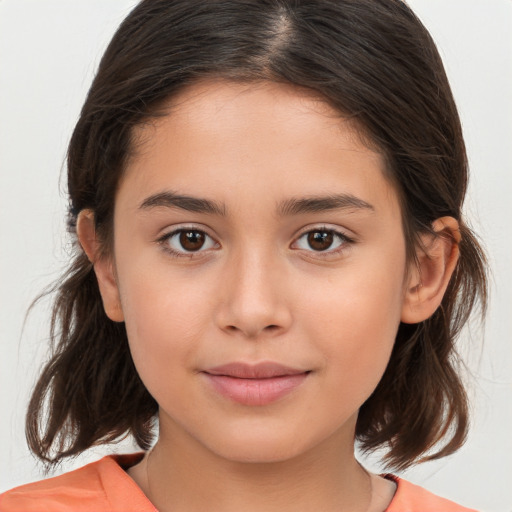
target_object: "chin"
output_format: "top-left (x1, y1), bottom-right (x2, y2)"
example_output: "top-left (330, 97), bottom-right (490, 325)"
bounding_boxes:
top-left (200, 423), bottom-right (326, 465)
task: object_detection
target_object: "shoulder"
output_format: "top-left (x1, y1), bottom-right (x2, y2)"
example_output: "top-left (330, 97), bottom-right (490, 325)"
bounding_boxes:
top-left (0, 453), bottom-right (155, 512)
top-left (385, 475), bottom-right (479, 512)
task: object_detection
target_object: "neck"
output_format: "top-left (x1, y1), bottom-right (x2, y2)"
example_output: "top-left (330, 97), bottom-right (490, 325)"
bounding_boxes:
top-left (130, 419), bottom-right (373, 512)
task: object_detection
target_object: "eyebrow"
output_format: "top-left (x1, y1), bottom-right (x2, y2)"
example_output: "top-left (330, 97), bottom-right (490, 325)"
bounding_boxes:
top-left (139, 191), bottom-right (227, 216)
top-left (277, 194), bottom-right (375, 216)
top-left (138, 191), bottom-right (374, 217)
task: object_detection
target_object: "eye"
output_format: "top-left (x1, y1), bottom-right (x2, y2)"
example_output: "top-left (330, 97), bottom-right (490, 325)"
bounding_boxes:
top-left (159, 228), bottom-right (218, 256)
top-left (293, 228), bottom-right (351, 253)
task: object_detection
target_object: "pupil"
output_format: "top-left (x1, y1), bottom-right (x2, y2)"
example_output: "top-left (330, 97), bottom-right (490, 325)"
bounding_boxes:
top-left (180, 231), bottom-right (205, 251)
top-left (308, 231), bottom-right (333, 251)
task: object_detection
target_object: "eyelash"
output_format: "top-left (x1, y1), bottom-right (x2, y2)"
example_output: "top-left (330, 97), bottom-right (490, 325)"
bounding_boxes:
top-left (293, 226), bottom-right (355, 257)
top-left (157, 227), bottom-right (218, 259)
top-left (157, 226), bottom-right (355, 259)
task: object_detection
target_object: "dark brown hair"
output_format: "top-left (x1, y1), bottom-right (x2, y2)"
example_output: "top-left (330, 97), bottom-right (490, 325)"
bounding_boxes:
top-left (26, 0), bottom-right (487, 471)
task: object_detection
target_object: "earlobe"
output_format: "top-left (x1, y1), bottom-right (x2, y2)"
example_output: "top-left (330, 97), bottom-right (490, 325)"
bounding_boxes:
top-left (76, 210), bottom-right (124, 322)
top-left (401, 217), bottom-right (460, 324)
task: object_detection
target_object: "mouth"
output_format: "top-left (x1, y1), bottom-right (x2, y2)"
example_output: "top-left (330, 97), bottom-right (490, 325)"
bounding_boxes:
top-left (202, 362), bottom-right (310, 406)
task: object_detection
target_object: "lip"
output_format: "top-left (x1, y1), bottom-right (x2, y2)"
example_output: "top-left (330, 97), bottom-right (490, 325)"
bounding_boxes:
top-left (202, 362), bottom-right (310, 406)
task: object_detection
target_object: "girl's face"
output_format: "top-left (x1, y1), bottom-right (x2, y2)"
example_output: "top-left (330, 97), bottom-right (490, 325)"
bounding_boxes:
top-left (107, 80), bottom-right (411, 462)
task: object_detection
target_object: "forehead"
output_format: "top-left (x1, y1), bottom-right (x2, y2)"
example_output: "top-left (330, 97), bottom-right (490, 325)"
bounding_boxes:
top-left (131, 79), bottom-right (378, 161)
top-left (121, 80), bottom-right (399, 218)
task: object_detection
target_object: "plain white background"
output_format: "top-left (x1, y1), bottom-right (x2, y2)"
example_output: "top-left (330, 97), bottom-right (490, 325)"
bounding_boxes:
top-left (0, 1), bottom-right (511, 510)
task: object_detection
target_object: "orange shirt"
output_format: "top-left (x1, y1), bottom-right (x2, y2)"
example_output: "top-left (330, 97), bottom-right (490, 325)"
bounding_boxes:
top-left (0, 453), bottom-right (477, 512)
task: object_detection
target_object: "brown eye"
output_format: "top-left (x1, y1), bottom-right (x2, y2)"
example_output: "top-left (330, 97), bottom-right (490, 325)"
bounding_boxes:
top-left (307, 230), bottom-right (334, 251)
top-left (179, 230), bottom-right (206, 251)
top-left (161, 228), bottom-right (217, 256)
top-left (292, 228), bottom-right (350, 254)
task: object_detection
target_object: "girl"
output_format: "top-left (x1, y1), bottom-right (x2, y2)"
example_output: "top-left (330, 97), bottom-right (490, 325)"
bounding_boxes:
top-left (0, 1), bottom-right (491, 510)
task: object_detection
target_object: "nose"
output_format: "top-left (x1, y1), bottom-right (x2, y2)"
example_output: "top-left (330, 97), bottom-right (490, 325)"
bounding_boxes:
top-left (215, 249), bottom-right (293, 339)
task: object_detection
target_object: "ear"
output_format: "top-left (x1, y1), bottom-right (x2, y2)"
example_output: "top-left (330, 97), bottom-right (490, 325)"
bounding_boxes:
top-left (76, 209), bottom-right (124, 322)
top-left (401, 216), bottom-right (460, 324)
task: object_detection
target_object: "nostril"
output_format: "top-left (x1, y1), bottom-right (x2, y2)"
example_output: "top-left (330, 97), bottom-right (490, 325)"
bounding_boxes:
top-left (223, 323), bottom-right (281, 336)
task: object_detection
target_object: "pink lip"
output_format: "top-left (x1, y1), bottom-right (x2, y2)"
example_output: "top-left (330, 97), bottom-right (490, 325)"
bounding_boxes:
top-left (202, 362), bottom-right (310, 406)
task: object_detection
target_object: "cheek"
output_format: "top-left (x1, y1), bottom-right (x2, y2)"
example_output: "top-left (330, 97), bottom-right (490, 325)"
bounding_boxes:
top-left (116, 264), bottom-right (216, 392)
top-left (300, 256), bottom-right (406, 401)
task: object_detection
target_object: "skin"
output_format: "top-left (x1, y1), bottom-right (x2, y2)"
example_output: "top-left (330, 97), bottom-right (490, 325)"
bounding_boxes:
top-left (78, 80), bottom-right (460, 512)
